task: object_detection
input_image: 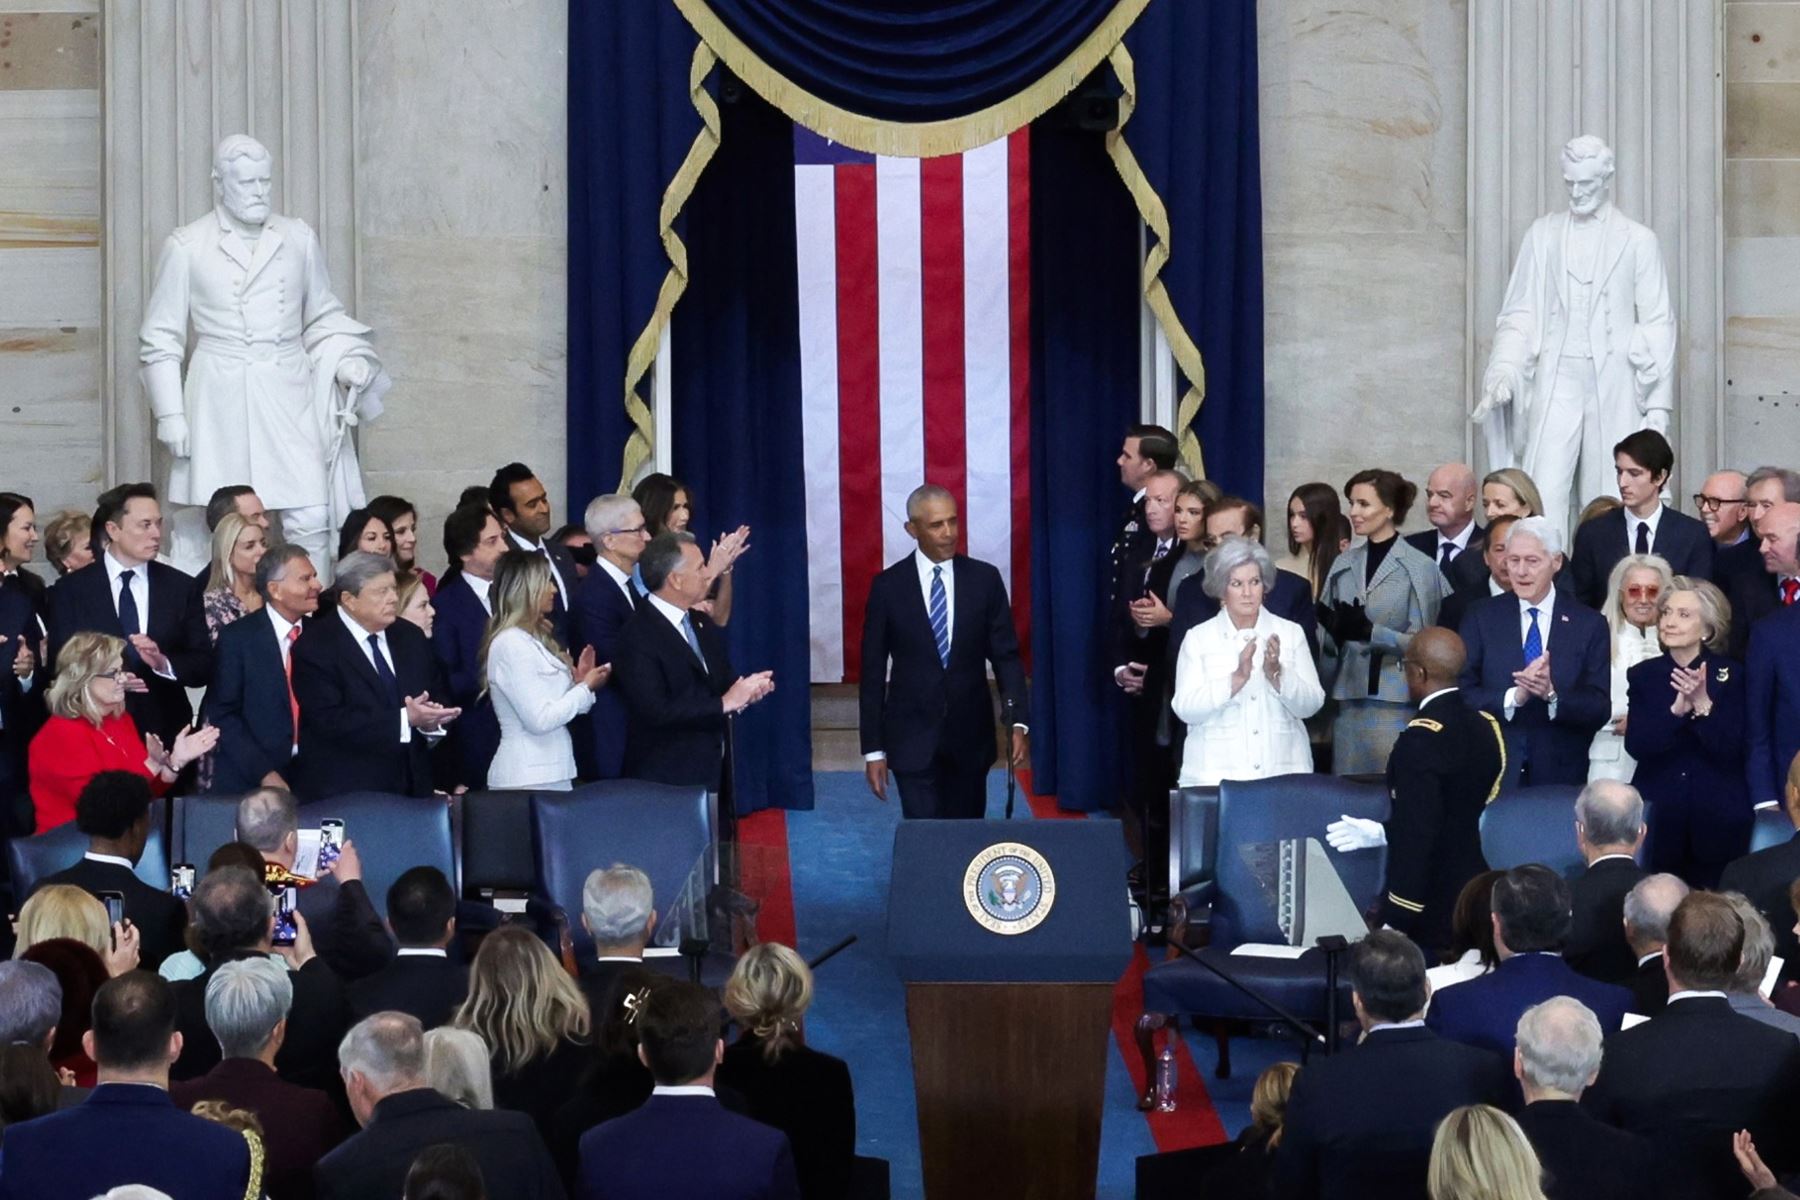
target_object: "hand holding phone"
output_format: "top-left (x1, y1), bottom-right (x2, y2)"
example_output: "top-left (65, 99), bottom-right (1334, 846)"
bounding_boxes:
top-left (271, 884), bottom-right (299, 946)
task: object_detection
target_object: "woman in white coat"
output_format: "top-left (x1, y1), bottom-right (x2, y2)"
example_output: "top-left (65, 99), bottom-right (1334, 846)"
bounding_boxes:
top-left (1172, 537), bottom-right (1326, 787)
top-left (480, 551), bottom-right (609, 790)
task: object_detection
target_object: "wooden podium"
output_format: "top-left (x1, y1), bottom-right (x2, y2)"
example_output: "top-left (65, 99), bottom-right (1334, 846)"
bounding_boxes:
top-left (888, 822), bottom-right (1132, 1200)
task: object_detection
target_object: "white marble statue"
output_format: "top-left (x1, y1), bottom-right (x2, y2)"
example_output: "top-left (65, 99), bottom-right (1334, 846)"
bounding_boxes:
top-left (1472, 135), bottom-right (1676, 535)
top-left (139, 134), bottom-right (390, 570)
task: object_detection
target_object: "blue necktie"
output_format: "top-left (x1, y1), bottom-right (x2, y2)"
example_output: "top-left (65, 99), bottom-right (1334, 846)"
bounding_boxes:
top-left (1523, 607), bottom-right (1543, 666)
top-left (366, 634), bottom-right (400, 707)
top-left (682, 616), bottom-right (707, 668)
top-left (116, 569), bottom-right (143, 667)
top-left (929, 566), bottom-right (950, 667)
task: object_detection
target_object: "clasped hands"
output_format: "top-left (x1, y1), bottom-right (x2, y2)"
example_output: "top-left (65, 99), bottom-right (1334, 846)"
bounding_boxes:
top-left (1316, 599), bottom-right (1373, 645)
top-left (1668, 661), bottom-right (1712, 717)
top-left (1511, 653), bottom-right (1554, 702)
top-left (404, 691), bottom-right (462, 732)
top-left (0, 634), bottom-right (33, 678)
top-left (1129, 592), bottom-right (1172, 628)
top-left (723, 670), bottom-right (776, 715)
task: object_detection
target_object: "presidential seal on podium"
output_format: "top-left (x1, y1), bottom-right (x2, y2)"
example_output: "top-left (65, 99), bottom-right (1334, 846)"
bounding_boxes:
top-left (963, 842), bottom-right (1056, 935)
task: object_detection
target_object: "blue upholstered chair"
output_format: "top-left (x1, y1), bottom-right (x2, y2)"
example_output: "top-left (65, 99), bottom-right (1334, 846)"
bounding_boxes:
top-left (6, 799), bottom-right (170, 901)
top-left (459, 790), bottom-right (540, 896)
top-left (294, 792), bottom-right (456, 919)
top-left (171, 794), bottom-right (244, 867)
top-left (1166, 786), bottom-right (1220, 918)
top-left (1750, 805), bottom-right (1794, 855)
top-left (1479, 786), bottom-right (1583, 878)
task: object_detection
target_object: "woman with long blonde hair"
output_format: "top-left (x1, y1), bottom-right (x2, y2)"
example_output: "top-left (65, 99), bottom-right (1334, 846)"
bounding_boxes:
top-left (1428, 1104), bottom-right (1548, 1200)
top-left (452, 925), bottom-right (590, 1138)
top-left (201, 511), bottom-right (267, 643)
top-left (477, 551), bottom-right (606, 790)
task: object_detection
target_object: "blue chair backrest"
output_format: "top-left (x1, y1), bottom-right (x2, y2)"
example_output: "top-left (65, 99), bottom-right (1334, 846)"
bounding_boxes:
top-left (1480, 786), bottom-right (1582, 877)
top-left (172, 794), bottom-right (245, 868)
top-left (1212, 774), bottom-right (1389, 945)
top-left (532, 781), bottom-right (713, 956)
top-left (5, 800), bottom-right (170, 904)
top-left (296, 793), bottom-right (455, 920)
top-left (1751, 806), bottom-right (1794, 855)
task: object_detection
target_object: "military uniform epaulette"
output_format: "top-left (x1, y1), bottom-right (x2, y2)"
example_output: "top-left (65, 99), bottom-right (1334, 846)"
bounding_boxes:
top-left (1406, 717), bottom-right (1444, 732)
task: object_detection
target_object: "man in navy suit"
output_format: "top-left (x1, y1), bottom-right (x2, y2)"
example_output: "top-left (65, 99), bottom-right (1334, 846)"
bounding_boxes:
top-left (46, 482), bottom-right (213, 746)
top-left (291, 552), bottom-right (460, 799)
top-left (491, 461), bottom-right (578, 647)
top-left (1723, 752), bottom-right (1800, 985)
top-left (1564, 779), bottom-right (1647, 984)
top-left (432, 502), bottom-right (507, 790)
top-left (204, 544), bottom-right (323, 792)
top-left (1747, 516), bottom-right (1800, 807)
top-left (1570, 430), bottom-right (1714, 608)
top-left (1427, 865), bottom-right (1633, 1057)
top-left (859, 485), bottom-right (1027, 820)
top-left (1406, 462), bottom-right (1488, 594)
top-left (578, 979), bottom-right (799, 1200)
top-left (571, 493), bottom-right (650, 780)
top-left (1459, 516), bottom-right (1610, 787)
top-left (1720, 469), bottom-right (1800, 657)
top-left (0, 971), bottom-right (252, 1200)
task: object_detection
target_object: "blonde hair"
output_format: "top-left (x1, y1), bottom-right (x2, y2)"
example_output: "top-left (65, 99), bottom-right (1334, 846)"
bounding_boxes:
top-left (423, 1026), bottom-right (495, 1110)
top-left (1249, 1061), bottom-right (1300, 1149)
top-left (1600, 553), bottom-right (1673, 653)
top-left (41, 510), bottom-right (90, 574)
top-left (1428, 1105), bottom-right (1548, 1200)
top-left (205, 511), bottom-right (264, 595)
top-left (477, 552), bottom-right (571, 696)
top-left (722, 942), bottom-right (812, 1063)
top-left (14, 884), bottom-right (110, 957)
top-left (1662, 576), bottom-right (1732, 654)
top-left (46, 632), bottom-right (125, 725)
top-left (1483, 468), bottom-right (1544, 518)
top-left (396, 572), bottom-right (431, 621)
top-left (453, 925), bottom-right (589, 1073)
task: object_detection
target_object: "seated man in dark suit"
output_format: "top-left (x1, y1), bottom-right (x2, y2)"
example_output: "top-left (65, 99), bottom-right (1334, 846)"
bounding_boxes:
top-left (1722, 751), bottom-right (1800, 986)
top-left (1407, 462), bottom-right (1488, 595)
top-left (1565, 779), bottom-right (1648, 984)
top-left (30, 770), bottom-right (186, 970)
top-left (204, 544), bottom-right (323, 793)
top-left (1722, 893), bottom-right (1800, 1039)
top-left (1428, 865), bottom-right (1633, 1056)
top-left (575, 863), bottom-right (657, 1022)
top-left (347, 866), bottom-right (467, 1029)
top-left (578, 979), bottom-right (799, 1200)
top-left (0, 971), bottom-right (252, 1200)
top-left (1569, 431), bottom-right (1715, 608)
top-left (171, 956), bottom-right (350, 1199)
top-left (1512, 996), bottom-right (1650, 1200)
top-left (571, 494), bottom-right (648, 779)
top-left (1748, 510), bottom-right (1800, 808)
top-left (1584, 892), bottom-right (1800, 1199)
top-left (1275, 930), bottom-right (1509, 1200)
top-left (1459, 516), bottom-right (1611, 786)
top-left (1623, 872), bottom-right (1689, 1016)
top-left (316, 1011), bottom-right (565, 1200)
top-left (613, 532), bottom-right (772, 790)
top-left (291, 551), bottom-right (461, 799)
top-left (431, 502), bottom-right (507, 790)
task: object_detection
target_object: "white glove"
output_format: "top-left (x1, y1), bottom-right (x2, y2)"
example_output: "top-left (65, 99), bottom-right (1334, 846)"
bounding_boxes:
top-left (155, 413), bottom-right (191, 458)
top-left (1325, 814), bottom-right (1386, 852)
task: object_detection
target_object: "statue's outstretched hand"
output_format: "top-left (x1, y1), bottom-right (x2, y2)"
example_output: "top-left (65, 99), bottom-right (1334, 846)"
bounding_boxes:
top-left (155, 413), bottom-right (191, 458)
top-left (1471, 375), bottom-right (1512, 424)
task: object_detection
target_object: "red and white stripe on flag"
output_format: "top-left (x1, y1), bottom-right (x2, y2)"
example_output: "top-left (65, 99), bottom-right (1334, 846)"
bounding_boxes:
top-left (794, 127), bottom-right (1030, 684)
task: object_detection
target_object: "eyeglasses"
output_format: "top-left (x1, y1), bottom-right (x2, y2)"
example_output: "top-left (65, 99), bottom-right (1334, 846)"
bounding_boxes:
top-left (102, 668), bottom-right (131, 682)
top-left (1624, 585), bottom-right (1661, 601)
top-left (607, 524), bottom-right (649, 538)
top-left (1693, 494), bottom-right (1746, 513)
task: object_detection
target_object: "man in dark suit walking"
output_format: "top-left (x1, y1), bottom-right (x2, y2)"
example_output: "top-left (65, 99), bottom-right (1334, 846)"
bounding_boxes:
top-left (432, 503), bottom-right (508, 790)
top-left (46, 482), bottom-right (212, 746)
top-left (204, 545), bottom-right (323, 793)
top-left (1623, 872), bottom-right (1688, 1016)
top-left (1722, 751), bottom-right (1800, 986)
top-left (571, 494), bottom-right (651, 780)
top-left (1407, 462), bottom-right (1488, 594)
top-left (291, 552), bottom-right (460, 799)
top-left (1459, 516), bottom-right (1611, 786)
top-left (1512, 996), bottom-right (1651, 1200)
top-left (347, 866), bottom-right (467, 1028)
top-left (491, 461), bottom-right (579, 647)
top-left (1570, 430), bottom-right (1714, 608)
top-left (1565, 779), bottom-right (1648, 984)
top-left (859, 485), bottom-right (1027, 820)
top-left (1275, 931), bottom-right (1509, 1200)
top-left (613, 532), bottom-right (772, 791)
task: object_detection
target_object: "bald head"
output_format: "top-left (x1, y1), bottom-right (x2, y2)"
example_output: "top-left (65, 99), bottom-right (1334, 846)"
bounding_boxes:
top-left (1760, 502), bottom-right (1800, 578)
top-left (1403, 627), bottom-right (1466, 700)
top-left (1623, 873), bottom-right (1690, 957)
top-left (1575, 779), bottom-right (1645, 858)
top-left (1424, 463), bottom-right (1478, 536)
top-left (1698, 470), bottom-right (1749, 544)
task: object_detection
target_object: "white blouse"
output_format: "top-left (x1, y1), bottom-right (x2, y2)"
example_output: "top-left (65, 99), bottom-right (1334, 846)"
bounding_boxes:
top-left (1171, 606), bottom-right (1324, 787)
top-left (1588, 621), bottom-right (1659, 781)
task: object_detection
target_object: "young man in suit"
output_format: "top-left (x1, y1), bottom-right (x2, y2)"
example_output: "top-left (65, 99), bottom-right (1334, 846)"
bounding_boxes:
top-left (571, 494), bottom-right (650, 780)
top-left (204, 545), bottom-right (322, 793)
top-left (1407, 462), bottom-right (1487, 593)
top-left (1570, 430), bottom-right (1714, 608)
top-left (432, 503), bottom-right (508, 791)
top-left (30, 771), bottom-right (186, 970)
top-left (578, 979), bottom-right (800, 1200)
top-left (1721, 750), bottom-right (1800, 986)
top-left (1565, 779), bottom-right (1648, 984)
top-left (1583, 892), bottom-right (1800, 1199)
top-left (0, 971), bottom-right (253, 1200)
top-left (346, 866), bottom-right (465, 1028)
top-left (46, 482), bottom-right (213, 746)
top-left (1721, 470), bottom-right (1800, 657)
top-left (318, 1011), bottom-right (564, 1200)
top-left (1458, 516), bottom-right (1611, 786)
top-left (859, 485), bottom-right (1028, 821)
top-left (1275, 931), bottom-right (1509, 1200)
top-left (1622, 872), bottom-right (1688, 1016)
top-left (1512, 996), bottom-right (1650, 1200)
top-left (291, 551), bottom-right (460, 799)
top-left (491, 461), bottom-right (578, 647)
top-left (613, 532), bottom-right (772, 790)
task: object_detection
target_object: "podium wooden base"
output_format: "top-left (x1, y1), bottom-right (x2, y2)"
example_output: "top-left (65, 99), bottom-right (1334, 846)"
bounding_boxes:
top-left (906, 981), bottom-right (1115, 1200)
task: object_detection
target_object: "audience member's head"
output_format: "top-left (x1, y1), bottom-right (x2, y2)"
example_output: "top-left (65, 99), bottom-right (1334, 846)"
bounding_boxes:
top-left (1483, 468), bottom-right (1543, 520)
top-left (1697, 469), bottom-right (1749, 544)
top-left (632, 472), bottom-right (693, 537)
top-left (335, 551), bottom-right (401, 632)
top-left (1760, 502), bottom-right (1800, 579)
top-left (234, 786), bottom-right (301, 866)
top-left (388, 866), bottom-right (458, 949)
top-left (638, 530), bottom-right (704, 606)
top-left (723, 942), bottom-right (814, 1064)
top-left (1448, 869), bottom-right (1506, 971)
top-left (1401, 627), bottom-right (1466, 704)
top-left (19, 939), bottom-right (108, 1066)
top-left (1574, 780), bottom-right (1646, 861)
top-left (1599, 552), bottom-right (1673, 636)
top-left (1249, 1061), bottom-right (1300, 1151)
top-left (85, 972), bottom-right (181, 1085)
top-left (367, 495), bottom-right (423, 574)
top-left (423, 1026), bottom-right (494, 1112)
top-left (583, 493), bottom-right (650, 569)
top-left (1664, 892), bottom-right (1744, 993)
top-left (339, 1012), bottom-right (429, 1127)
top-left (41, 508), bottom-right (93, 575)
top-left (1348, 930), bottom-right (1429, 1030)
top-left (404, 1143), bottom-right (490, 1200)
top-left (46, 630), bottom-right (127, 725)
top-left (488, 462), bottom-right (551, 541)
top-left (14, 883), bottom-right (109, 958)
top-left (205, 956), bottom-right (292, 1063)
top-left (207, 840), bottom-right (271, 875)
top-left (74, 769), bottom-right (157, 863)
top-left (1427, 1104), bottom-right (1548, 1200)
top-left (0, 959), bottom-right (62, 1047)
top-left (204, 484), bottom-right (263, 534)
top-left (1723, 892), bottom-right (1779, 997)
top-left (1513, 996), bottom-right (1603, 1102)
top-left (206, 510), bottom-right (268, 596)
top-left (337, 507), bottom-right (394, 562)
top-left (581, 864), bottom-right (657, 957)
top-left (1502, 517), bottom-right (1563, 602)
top-left (634, 980), bottom-right (723, 1087)
top-left (453, 926), bottom-right (590, 1074)
top-left (1623, 873), bottom-right (1691, 958)
top-left (255, 544), bottom-right (323, 623)
top-left (188, 866), bottom-right (274, 963)
top-left (0, 1039), bottom-right (61, 1128)
top-left (1490, 865), bottom-right (1571, 957)
top-left (1119, 425), bottom-right (1178, 489)
top-left (443, 502), bottom-right (506, 582)
top-left (1746, 466), bottom-right (1800, 528)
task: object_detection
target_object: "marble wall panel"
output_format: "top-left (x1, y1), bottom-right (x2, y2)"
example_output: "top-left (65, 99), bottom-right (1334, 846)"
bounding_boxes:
top-left (1729, 1), bottom-right (1800, 81)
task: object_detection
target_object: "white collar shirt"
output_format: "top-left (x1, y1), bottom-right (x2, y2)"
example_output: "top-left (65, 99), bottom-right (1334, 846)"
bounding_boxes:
top-left (84, 852), bottom-right (133, 868)
top-left (596, 556), bottom-right (636, 606)
top-left (914, 550), bottom-right (955, 650)
top-left (464, 573), bottom-right (494, 614)
top-left (1627, 504), bottom-right (1664, 553)
top-left (508, 529), bottom-right (569, 608)
top-left (651, 1085), bottom-right (715, 1098)
top-left (337, 607), bottom-right (412, 743)
top-left (395, 947), bottom-right (447, 958)
top-left (104, 552), bottom-right (174, 681)
top-left (1437, 522), bottom-right (1476, 560)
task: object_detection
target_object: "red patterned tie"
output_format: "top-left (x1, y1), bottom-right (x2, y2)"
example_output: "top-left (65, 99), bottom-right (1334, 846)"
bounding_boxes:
top-left (285, 625), bottom-right (301, 731)
top-left (1784, 579), bottom-right (1800, 607)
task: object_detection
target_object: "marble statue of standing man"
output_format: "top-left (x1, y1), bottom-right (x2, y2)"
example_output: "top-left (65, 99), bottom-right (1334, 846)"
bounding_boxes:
top-left (139, 134), bottom-right (389, 571)
top-left (1472, 134), bottom-right (1676, 536)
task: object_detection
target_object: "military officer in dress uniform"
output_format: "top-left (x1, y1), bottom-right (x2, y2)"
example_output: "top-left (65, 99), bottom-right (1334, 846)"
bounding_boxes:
top-left (1328, 627), bottom-right (1506, 957)
top-left (1108, 425), bottom-right (1178, 608)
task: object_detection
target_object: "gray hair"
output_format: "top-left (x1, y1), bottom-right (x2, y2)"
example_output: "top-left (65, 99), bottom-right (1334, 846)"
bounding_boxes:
top-left (1575, 779), bottom-right (1645, 848)
top-left (905, 484), bottom-right (955, 522)
top-left (1515, 996), bottom-right (1604, 1096)
top-left (1562, 134), bottom-right (1616, 177)
top-left (1724, 892), bottom-right (1777, 994)
top-left (205, 956), bottom-right (293, 1059)
top-left (1507, 515), bottom-right (1565, 560)
top-left (638, 530), bottom-right (697, 593)
top-left (212, 133), bottom-right (271, 177)
top-left (1599, 553), bottom-right (1674, 638)
top-left (582, 864), bottom-right (654, 946)
top-left (1201, 535), bottom-right (1276, 601)
top-left (1748, 466), bottom-right (1800, 502)
top-left (338, 1011), bottom-right (427, 1092)
top-left (255, 544), bottom-right (313, 600)
top-left (1623, 873), bottom-right (1691, 947)
top-left (334, 550), bottom-right (396, 598)
top-left (235, 787), bottom-right (299, 853)
top-left (0, 960), bottom-right (63, 1045)
top-left (423, 1026), bottom-right (494, 1110)
top-left (583, 493), bottom-right (642, 542)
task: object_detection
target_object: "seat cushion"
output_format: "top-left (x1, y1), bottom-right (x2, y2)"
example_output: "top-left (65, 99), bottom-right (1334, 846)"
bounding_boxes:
top-left (1142, 945), bottom-right (1352, 1024)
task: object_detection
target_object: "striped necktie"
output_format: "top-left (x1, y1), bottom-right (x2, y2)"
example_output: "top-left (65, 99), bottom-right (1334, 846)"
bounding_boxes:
top-left (929, 566), bottom-right (950, 666)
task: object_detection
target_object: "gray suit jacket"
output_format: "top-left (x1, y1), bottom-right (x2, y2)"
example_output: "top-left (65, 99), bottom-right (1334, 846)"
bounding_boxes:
top-left (1319, 536), bottom-right (1443, 702)
top-left (1730, 990), bottom-right (1800, 1040)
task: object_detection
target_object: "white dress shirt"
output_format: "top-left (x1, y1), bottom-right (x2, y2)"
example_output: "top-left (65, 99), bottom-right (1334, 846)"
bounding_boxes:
top-left (84, 852), bottom-right (134, 868)
top-left (1626, 503), bottom-right (1664, 554)
top-left (508, 529), bottom-right (570, 609)
top-left (596, 556), bottom-right (636, 605)
top-left (336, 607), bottom-right (414, 743)
top-left (646, 592), bottom-right (696, 645)
top-left (1435, 522), bottom-right (1476, 563)
top-left (104, 552), bottom-right (175, 680)
top-left (463, 573), bottom-right (494, 614)
top-left (1505, 588), bottom-right (1560, 720)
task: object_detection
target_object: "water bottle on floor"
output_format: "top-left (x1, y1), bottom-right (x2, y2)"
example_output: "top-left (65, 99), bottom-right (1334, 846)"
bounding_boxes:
top-left (1155, 1043), bottom-right (1177, 1112)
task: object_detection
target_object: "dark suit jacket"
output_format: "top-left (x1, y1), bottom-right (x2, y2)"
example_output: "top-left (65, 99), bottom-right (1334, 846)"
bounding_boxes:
top-left (316, 1087), bottom-right (565, 1200)
top-left (295, 873), bottom-right (393, 983)
top-left (1583, 995), bottom-right (1800, 1199)
top-left (612, 601), bottom-right (735, 789)
top-left (1629, 954), bottom-right (1669, 1016)
top-left (291, 612), bottom-right (449, 799)
top-left (1722, 831), bottom-right (1800, 988)
top-left (346, 951), bottom-right (468, 1028)
top-left (570, 568), bottom-right (639, 779)
top-left (32, 856), bottom-right (186, 971)
top-left (578, 1093), bottom-right (798, 1200)
top-left (171, 1057), bottom-right (350, 1200)
top-left (47, 557), bottom-right (212, 745)
top-left (1166, 566), bottom-right (1319, 674)
top-left (1626, 652), bottom-right (1752, 884)
top-left (1426, 953), bottom-right (1633, 1056)
top-left (858, 554), bottom-right (1027, 777)
top-left (1565, 856), bottom-right (1645, 985)
top-left (204, 606), bottom-right (298, 793)
top-left (1570, 506), bottom-right (1715, 610)
top-left (0, 577), bottom-right (45, 834)
top-left (1406, 524), bottom-right (1488, 595)
top-left (1748, 605), bottom-right (1800, 805)
top-left (0, 1081), bottom-right (252, 1200)
top-left (431, 573), bottom-right (501, 790)
top-left (494, 1037), bottom-right (590, 1147)
top-left (1720, 538), bottom-right (1781, 660)
top-left (1274, 1025), bottom-right (1509, 1200)
top-left (717, 1036), bottom-right (856, 1200)
top-left (172, 951), bottom-right (351, 1094)
top-left (1458, 592), bottom-right (1611, 787)
top-left (1514, 1099), bottom-right (1651, 1200)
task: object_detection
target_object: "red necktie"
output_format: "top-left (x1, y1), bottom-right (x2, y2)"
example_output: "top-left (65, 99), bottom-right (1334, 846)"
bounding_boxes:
top-left (1783, 579), bottom-right (1800, 607)
top-left (285, 625), bottom-right (301, 731)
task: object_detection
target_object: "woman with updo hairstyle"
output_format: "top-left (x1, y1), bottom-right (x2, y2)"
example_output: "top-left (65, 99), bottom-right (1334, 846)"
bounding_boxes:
top-left (1317, 469), bottom-right (1442, 774)
top-left (1482, 468), bottom-right (1544, 521)
top-left (1203, 1061), bottom-right (1300, 1199)
top-left (717, 942), bottom-right (856, 1200)
top-left (1427, 1104), bottom-right (1548, 1200)
top-left (1280, 482), bottom-right (1346, 599)
top-left (40, 509), bottom-right (94, 578)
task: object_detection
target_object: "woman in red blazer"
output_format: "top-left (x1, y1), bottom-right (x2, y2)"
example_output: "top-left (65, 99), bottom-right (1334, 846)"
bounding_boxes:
top-left (27, 631), bottom-right (217, 832)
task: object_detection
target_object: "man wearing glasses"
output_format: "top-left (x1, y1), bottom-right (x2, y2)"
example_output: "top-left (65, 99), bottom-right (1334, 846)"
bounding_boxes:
top-left (1694, 471), bottom-right (1750, 548)
top-left (573, 494), bottom-right (652, 779)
